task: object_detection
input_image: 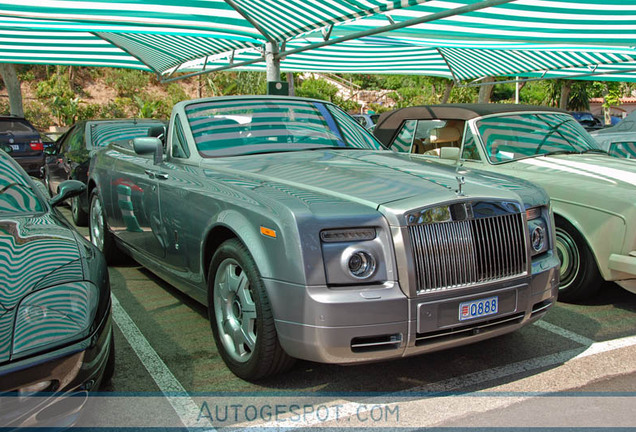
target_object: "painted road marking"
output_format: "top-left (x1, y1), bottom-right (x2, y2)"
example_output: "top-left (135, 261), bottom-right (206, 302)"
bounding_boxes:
top-left (111, 293), bottom-right (215, 431)
top-left (534, 319), bottom-right (596, 346)
top-left (247, 328), bottom-right (636, 429)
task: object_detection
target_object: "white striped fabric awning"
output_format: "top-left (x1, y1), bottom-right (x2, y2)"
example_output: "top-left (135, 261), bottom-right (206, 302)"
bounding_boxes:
top-left (1, 0), bottom-right (636, 81)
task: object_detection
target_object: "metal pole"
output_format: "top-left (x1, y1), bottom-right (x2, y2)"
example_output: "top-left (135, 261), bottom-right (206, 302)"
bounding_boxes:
top-left (266, 42), bottom-right (280, 82)
top-left (515, 76), bottom-right (519, 104)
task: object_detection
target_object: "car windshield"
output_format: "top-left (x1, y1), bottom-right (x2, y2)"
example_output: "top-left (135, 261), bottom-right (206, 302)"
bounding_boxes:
top-left (476, 113), bottom-right (603, 164)
top-left (185, 99), bottom-right (384, 157)
top-left (91, 121), bottom-right (164, 148)
top-left (0, 156), bottom-right (44, 215)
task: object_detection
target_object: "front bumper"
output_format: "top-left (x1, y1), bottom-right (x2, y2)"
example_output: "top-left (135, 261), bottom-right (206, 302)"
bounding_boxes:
top-left (268, 253), bottom-right (559, 364)
top-left (608, 252), bottom-right (636, 294)
top-left (0, 306), bottom-right (113, 428)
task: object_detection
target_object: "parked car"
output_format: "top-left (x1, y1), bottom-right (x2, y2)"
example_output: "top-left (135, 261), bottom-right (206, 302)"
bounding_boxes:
top-left (591, 110), bottom-right (636, 160)
top-left (43, 119), bottom-right (167, 226)
top-left (88, 96), bottom-right (558, 380)
top-left (352, 113), bottom-right (380, 130)
top-left (374, 103), bottom-right (636, 302)
top-left (0, 116), bottom-right (44, 177)
top-left (0, 149), bottom-right (113, 427)
top-left (569, 111), bottom-right (604, 132)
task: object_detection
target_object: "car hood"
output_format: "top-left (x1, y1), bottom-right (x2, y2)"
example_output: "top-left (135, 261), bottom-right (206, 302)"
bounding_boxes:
top-left (0, 215), bottom-right (83, 363)
top-left (201, 150), bottom-right (542, 212)
top-left (488, 154), bottom-right (636, 208)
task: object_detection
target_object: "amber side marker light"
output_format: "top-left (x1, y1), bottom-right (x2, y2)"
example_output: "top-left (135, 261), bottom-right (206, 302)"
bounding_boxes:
top-left (260, 226), bottom-right (277, 238)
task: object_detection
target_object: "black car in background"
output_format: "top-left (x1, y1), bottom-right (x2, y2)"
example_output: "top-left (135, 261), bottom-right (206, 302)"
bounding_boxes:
top-left (0, 149), bottom-right (113, 427)
top-left (0, 116), bottom-right (44, 176)
top-left (44, 119), bottom-right (166, 225)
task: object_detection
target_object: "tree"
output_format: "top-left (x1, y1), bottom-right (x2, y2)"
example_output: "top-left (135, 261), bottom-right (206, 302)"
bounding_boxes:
top-left (0, 64), bottom-right (24, 117)
top-left (478, 76), bottom-right (495, 103)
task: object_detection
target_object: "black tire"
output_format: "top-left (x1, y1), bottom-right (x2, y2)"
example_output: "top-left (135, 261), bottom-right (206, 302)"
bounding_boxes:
top-left (71, 195), bottom-right (89, 226)
top-left (555, 216), bottom-right (603, 302)
top-left (89, 190), bottom-right (117, 264)
top-left (101, 332), bottom-right (115, 385)
top-left (208, 239), bottom-right (294, 380)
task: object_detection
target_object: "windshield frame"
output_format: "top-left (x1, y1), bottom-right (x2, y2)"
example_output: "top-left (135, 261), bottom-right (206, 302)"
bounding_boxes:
top-left (472, 111), bottom-right (603, 165)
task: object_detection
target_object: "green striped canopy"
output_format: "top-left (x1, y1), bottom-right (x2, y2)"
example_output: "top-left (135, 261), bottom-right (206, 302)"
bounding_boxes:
top-left (1, 0), bottom-right (636, 81)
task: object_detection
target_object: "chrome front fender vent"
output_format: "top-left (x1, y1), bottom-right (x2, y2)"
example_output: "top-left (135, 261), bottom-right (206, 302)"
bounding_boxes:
top-left (407, 201), bottom-right (527, 293)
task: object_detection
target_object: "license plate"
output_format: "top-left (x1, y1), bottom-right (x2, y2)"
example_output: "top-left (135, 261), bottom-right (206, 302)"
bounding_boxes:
top-left (10, 145), bottom-right (19, 151)
top-left (459, 296), bottom-right (498, 321)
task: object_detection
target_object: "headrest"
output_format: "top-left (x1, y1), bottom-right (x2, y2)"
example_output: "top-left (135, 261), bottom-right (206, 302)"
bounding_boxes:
top-left (430, 126), bottom-right (460, 144)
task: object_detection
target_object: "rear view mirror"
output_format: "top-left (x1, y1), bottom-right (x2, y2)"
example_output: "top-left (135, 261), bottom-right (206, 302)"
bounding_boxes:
top-left (133, 137), bottom-right (163, 165)
top-left (50, 180), bottom-right (86, 207)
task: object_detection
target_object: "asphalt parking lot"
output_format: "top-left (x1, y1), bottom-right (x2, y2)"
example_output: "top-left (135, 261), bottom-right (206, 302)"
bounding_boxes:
top-left (59, 207), bottom-right (636, 429)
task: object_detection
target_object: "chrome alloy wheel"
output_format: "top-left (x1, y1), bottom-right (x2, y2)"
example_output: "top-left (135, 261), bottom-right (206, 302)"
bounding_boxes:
top-left (555, 226), bottom-right (580, 290)
top-left (213, 258), bottom-right (257, 363)
top-left (90, 195), bottom-right (105, 251)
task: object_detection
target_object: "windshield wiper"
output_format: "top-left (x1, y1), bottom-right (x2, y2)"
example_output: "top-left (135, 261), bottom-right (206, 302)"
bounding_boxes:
top-left (578, 149), bottom-right (607, 155)
top-left (541, 150), bottom-right (578, 156)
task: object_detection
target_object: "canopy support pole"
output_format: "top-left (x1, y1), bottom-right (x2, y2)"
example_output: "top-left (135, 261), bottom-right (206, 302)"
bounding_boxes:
top-left (266, 42), bottom-right (281, 82)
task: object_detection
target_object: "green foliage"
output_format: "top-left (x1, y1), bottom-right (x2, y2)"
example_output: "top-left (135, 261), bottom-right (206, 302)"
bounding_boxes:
top-left (448, 85), bottom-right (478, 103)
top-left (35, 72), bottom-right (79, 125)
top-left (0, 99), bottom-right (9, 115)
top-left (134, 95), bottom-right (162, 118)
top-left (23, 100), bottom-right (54, 130)
top-left (296, 78), bottom-right (339, 101)
top-left (105, 69), bottom-right (150, 98)
top-left (98, 101), bottom-right (128, 119)
top-left (567, 81), bottom-right (590, 111)
top-left (206, 71), bottom-right (267, 96)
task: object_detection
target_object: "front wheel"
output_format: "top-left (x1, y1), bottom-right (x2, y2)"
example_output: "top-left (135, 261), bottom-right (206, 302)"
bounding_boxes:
top-left (89, 191), bottom-right (116, 263)
top-left (555, 217), bottom-right (603, 302)
top-left (208, 239), bottom-right (294, 380)
top-left (71, 195), bottom-right (89, 226)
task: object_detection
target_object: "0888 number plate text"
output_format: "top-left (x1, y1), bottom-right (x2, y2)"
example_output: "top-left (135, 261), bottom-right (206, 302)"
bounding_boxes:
top-left (459, 296), bottom-right (498, 321)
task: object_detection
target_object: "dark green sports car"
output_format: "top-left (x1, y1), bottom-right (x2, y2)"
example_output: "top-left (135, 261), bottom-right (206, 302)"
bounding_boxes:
top-left (0, 148), bottom-right (113, 427)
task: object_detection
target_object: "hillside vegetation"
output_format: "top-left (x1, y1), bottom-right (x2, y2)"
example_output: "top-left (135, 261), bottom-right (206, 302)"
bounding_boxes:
top-left (0, 65), bottom-right (632, 132)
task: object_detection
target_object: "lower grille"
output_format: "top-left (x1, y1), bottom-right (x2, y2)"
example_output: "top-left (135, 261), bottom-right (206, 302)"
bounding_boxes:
top-left (409, 212), bottom-right (527, 293)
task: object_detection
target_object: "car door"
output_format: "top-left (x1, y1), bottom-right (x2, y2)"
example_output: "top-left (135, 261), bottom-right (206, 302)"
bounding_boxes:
top-left (108, 144), bottom-right (165, 260)
top-left (46, 125), bottom-right (83, 194)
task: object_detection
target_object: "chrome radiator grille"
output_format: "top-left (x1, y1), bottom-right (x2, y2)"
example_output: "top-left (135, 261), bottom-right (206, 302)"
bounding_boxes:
top-left (408, 212), bottom-right (527, 293)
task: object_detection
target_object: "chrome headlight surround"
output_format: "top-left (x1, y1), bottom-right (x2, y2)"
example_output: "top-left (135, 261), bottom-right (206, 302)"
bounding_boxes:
top-left (526, 206), bottom-right (550, 256)
top-left (320, 228), bottom-right (387, 285)
top-left (11, 281), bottom-right (99, 360)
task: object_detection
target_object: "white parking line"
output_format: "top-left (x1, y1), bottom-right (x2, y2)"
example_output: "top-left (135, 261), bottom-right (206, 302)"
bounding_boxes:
top-left (248, 325), bottom-right (636, 430)
top-left (534, 319), bottom-right (596, 346)
top-left (111, 293), bottom-right (215, 431)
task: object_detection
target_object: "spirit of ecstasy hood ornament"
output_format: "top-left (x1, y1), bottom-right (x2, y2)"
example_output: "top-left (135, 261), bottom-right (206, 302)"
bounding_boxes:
top-left (456, 175), bottom-right (465, 196)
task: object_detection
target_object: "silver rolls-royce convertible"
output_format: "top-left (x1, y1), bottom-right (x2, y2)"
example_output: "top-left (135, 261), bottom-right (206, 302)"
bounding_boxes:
top-left (87, 96), bottom-right (559, 380)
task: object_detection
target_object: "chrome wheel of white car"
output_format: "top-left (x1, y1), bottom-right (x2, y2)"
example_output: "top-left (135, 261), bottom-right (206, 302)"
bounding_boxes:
top-left (554, 217), bottom-right (602, 302)
top-left (555, 226), bottom-right (580, 290)
top-left (209, 239), bottom-right (294, 380)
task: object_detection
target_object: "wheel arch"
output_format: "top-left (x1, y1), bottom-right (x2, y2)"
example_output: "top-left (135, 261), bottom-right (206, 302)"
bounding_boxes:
top-left (553, 211), bottom-right (604, 277)
top-left (201, 210), bottom-right (279, 287)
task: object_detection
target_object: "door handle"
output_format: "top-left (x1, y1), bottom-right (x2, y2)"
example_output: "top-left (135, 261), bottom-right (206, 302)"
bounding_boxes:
top-left (144, 169), bottom-right (156, 179)
top-left (155, 173), bottom-right (169, 180)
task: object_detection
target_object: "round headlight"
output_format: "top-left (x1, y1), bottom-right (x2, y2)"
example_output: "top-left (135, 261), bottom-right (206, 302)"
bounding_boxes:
top-left (531, 225), bottom-right (546, 252)
top-left (347, 250), bottom-right (376, 279)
